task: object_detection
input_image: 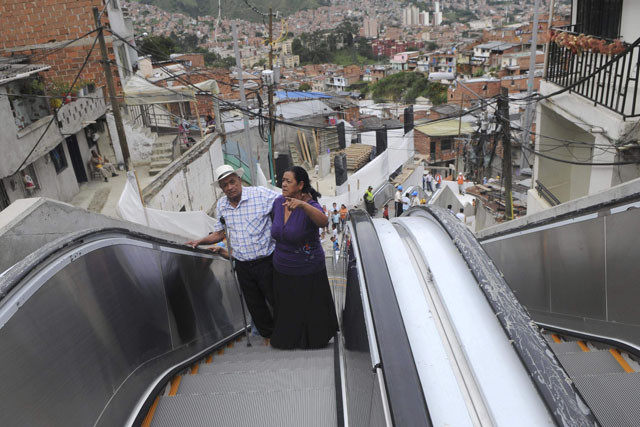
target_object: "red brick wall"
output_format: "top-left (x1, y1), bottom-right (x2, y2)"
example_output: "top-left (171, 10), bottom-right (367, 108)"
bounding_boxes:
top-left (1, 0), bottom-right (117, 91)
top-left (447, 80), bottom-right (501, 107)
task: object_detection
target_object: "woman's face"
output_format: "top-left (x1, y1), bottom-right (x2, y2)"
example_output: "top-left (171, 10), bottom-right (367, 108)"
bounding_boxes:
top-left (282, 171), bottom-right (304, 197)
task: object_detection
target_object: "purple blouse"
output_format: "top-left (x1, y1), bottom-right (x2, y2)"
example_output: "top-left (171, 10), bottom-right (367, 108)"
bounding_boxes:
top-left (271, 195), bottom-right (325, 276)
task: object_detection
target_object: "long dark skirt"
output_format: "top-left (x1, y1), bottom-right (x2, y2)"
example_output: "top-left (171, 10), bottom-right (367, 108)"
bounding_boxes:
top-left (271, 268), bottom-right (339, 349)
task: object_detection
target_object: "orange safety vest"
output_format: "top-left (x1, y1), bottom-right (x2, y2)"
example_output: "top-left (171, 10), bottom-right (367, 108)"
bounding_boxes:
top-left (457, 175), bottom-right (464, 185)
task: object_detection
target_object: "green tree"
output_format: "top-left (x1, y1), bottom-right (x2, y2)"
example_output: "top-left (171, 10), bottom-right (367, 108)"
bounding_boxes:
top-left (298, 83), bottom-right (312, 91)
top-left (139, 35), bottom-right (176, 61)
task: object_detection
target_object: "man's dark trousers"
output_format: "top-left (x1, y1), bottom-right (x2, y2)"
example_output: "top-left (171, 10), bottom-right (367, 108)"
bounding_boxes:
top-left (234, 255), bottom-right (275, 338)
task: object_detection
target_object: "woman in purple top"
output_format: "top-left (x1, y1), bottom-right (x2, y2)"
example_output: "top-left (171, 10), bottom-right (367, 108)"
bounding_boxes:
top-left (270, 166), bottom-right (339, 349)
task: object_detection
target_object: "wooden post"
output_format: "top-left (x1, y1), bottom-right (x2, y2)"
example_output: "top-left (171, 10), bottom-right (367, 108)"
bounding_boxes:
top-left (93, 7), bottom-right (131, 170)
top-left (192, 101), bottom-right (205, 139)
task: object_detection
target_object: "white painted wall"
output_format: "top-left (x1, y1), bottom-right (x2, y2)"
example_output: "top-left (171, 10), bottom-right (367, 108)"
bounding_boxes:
top-left (146, 137), bottom-right (225, 215)
top-left (621, 1), bottom-right (640, 42)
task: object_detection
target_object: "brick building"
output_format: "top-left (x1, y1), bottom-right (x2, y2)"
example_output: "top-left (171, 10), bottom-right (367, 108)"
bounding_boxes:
top-left (447, 78), bottom-right (501, 108)
top-left (0, 0), bottom-right (135, 91)
top-left (0, 0), bottom-right (136, 210)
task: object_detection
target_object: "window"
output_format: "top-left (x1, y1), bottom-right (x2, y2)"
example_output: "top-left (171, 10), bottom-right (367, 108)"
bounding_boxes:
top-left (7, 78), bottom-right (50, 130)
top-left (0, 181), bottom-right (10, 211)
top-left (21, 164), bottom-right (40, 195)
top-left (116, 45), bottom-right (131, 76)
top-left (576, 0), bottom-right (622, 39)
top-left (440, 138), bottom-right (453, 151)
top-left (49, 143), bottom-right (68, 174)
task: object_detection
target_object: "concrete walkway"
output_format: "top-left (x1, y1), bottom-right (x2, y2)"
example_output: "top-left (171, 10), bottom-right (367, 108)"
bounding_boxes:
top-left (70, 165), bottom-right (154, 219)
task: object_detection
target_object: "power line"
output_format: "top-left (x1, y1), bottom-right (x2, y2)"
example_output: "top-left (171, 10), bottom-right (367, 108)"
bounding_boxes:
top-left (4, 29), bottom-right (100, 76)
top-left (11, 33), bottom-right (101, 176)
top-left (521, 144), bottom-right (640, 166)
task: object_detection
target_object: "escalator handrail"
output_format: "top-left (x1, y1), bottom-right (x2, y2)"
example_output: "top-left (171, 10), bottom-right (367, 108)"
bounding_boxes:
top-left (0, 227), bottom-right (213, 303)
top-left (477, 192), bottom-right (640, 241)
top-left (349, 209), bottom-right (432, 427)
top-left (406, 206), bottom-right (599, 426)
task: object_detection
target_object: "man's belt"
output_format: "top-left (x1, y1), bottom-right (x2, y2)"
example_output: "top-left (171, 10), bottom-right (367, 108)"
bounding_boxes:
top-left (233, 254), bottom-right (272, 267)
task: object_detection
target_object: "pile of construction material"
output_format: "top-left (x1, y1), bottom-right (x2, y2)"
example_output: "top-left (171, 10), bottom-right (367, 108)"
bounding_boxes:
top-left (330, 144), bottom-right (374, 171)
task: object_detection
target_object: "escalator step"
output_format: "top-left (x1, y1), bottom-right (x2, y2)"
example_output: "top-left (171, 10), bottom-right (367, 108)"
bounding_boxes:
top-left (151, 388), bottom-right (337, 427)
top-left (573, 372), bottom-right (640, 426)
top-left (199, 355), bottom-right (334, 375)
top-left (209, 347), bottom-right (333, 363)
top-left (549, 341), bottom-right (583, 354)
top-left (556, 351), bottom-right (625, 378)
top-left (177, 366), bottom-right (334, 395)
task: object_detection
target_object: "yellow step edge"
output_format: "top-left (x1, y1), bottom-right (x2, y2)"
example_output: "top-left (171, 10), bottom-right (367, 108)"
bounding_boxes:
top-left (191, 363), bottom-right (200, 375)
top-left (609, 349), bottom-right (634, 373)
top-left (205, 354), bottom-right (213, 364)
top-left (168, 375), bottom-right (182, 396)
top-left (551, 334), bottom-right (562, 343)
top-left (141, 396), bottom-right (160, 427)
top-left (577, 341), bottom-right (590, 352)
top-left (217, 348), bottom-right (225, 355)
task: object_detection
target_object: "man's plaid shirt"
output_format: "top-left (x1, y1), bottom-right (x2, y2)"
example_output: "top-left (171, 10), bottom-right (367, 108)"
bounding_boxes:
top-left (213, 186), bottom-right (280, 261)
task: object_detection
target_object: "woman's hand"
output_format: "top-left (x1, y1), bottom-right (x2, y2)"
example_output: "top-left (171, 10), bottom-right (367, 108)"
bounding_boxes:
top-left (283, 197), bottom-right (306, 211)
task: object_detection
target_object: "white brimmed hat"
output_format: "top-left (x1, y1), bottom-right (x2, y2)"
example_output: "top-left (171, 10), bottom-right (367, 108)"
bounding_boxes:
top-left (214, 164), bottom-right (244, 183)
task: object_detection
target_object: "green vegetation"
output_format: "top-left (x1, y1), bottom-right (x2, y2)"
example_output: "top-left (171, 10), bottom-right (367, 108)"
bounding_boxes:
top-left (298, 83), bottom-right (312, 91)
top-left (442, 8), bottom-right (478, 25)
top-left (139, 34), bottom-right (235, 68)
top-left (292, 19), bottom-right (377, 66)
top-left (137, 0), bottom-right (329, 21)
top-left (369, 72), bottom-right (447, 105)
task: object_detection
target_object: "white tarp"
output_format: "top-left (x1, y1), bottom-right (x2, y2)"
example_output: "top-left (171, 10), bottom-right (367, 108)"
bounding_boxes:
top-left (123, 76), bottom-right (220, 105)
top-left (117, 172), bottom-right (217, 240)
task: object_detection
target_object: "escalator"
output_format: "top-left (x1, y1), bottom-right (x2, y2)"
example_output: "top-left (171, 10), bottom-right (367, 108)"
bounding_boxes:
top-left (2, 203), bottom-right (639, 426)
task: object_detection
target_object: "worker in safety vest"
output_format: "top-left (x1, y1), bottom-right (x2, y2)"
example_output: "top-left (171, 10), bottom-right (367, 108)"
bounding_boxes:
top-left (457, 173), bottom-right (465, 194)
top-left (364, 186), bottom-right (375, 216)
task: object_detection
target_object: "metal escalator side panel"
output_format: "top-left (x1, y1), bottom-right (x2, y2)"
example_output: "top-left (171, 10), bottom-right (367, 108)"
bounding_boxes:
top-left (0, 229), bottom-right (246, 427)
top-left (405, 206), bottom-right (599, 427)
top-left (347, 210), bottom-right (431, 427)
top-left (392, 216), bottom-right (554, 425)
top-left (371, 218), bottom-right (477, 427)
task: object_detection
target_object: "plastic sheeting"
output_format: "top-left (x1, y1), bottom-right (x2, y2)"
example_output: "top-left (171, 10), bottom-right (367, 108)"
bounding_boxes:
top-left (116, 172), bottom-right (217, 240)
top-left (123, 76), bottom-right (220, 106)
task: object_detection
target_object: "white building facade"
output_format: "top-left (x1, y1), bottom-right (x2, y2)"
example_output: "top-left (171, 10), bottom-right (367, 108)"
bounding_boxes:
top-left (528, 0), bottom-right (640, 213)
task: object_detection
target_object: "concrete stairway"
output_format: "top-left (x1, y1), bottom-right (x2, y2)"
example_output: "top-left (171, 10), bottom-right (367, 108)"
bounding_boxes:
top-left (149, 135), bottom-right (176, 176)
top-left (146, 336), bottom-right (337, 427)
top-left (544, 331), bottom-right (640, 426)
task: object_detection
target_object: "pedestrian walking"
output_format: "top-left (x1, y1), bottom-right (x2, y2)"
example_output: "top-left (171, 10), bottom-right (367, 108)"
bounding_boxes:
top-left (395, 185), bottom-right (403, 217)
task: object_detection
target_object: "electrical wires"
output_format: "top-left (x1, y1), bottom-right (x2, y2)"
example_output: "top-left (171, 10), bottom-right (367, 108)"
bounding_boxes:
top-left (10, 33), bottom-right (101, 176)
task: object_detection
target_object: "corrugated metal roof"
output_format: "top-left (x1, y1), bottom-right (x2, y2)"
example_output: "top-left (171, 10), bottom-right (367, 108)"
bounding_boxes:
top-left (275, 90), bottom-right (333, 100)
top-left (415, 118), bottom-right (474, 136)
top-left (0, 63), bottom-right (50, 86)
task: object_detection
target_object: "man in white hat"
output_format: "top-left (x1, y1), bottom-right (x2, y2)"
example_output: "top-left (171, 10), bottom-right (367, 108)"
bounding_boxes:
top-left (187, 164), bottom-right (280, 338)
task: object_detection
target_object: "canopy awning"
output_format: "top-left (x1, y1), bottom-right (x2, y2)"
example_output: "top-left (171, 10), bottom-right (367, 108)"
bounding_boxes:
top-left (415, 118), bottom-right (474, 137)
top-left (123, 75), bottom-right (220, 106)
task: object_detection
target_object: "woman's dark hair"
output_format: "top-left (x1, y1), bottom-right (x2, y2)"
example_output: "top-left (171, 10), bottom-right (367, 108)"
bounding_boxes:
top-left (286, 166), bottom-right (321, 201)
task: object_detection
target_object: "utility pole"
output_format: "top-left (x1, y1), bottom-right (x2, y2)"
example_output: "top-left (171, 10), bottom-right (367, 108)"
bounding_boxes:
top-left (456, 92), bottom-right (464, 175)
top-left (267, 7), bottom-right (276, 186)
top-left (92, 7), bottom-right (131, 171)
top-left (499, 87), bottom-right (514, 220)
top-left (232, 21), bottom-right (257, 186)
top-left (521, 0), bottom-right (541, 149)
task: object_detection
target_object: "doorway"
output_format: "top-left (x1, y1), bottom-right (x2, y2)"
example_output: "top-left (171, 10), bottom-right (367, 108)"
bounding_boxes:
top-left (0, 181), bottom-right (10, 211)
top-left (66, 135), bottom-right (88, 183)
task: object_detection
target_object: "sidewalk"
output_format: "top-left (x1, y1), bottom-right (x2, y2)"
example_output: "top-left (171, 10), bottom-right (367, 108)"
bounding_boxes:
top-left (70, 165), bottom-right (154, 219)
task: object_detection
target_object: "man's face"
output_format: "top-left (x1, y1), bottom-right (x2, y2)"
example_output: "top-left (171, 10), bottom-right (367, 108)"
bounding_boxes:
top-left (219, 174), bottom-right (242, 202)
